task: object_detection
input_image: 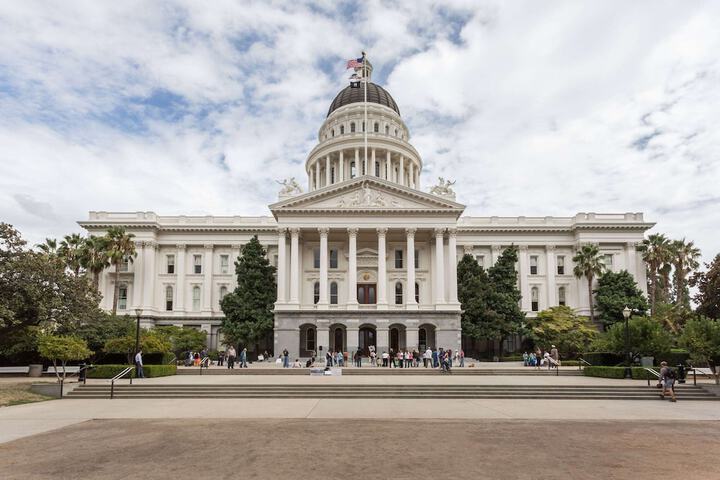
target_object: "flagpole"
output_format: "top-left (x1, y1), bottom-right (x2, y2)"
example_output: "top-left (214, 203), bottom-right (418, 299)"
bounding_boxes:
top-left (363, 51), bottom-right (368, 176)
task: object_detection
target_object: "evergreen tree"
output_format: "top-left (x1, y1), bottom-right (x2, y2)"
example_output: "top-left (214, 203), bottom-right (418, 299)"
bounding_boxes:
top-left (595, 270), bottom-right (648, 328)
top-left (486, 245), bottom-right (525, 357)
top-left (691, 254), bottom-right (720, 320)
top-left (457, 254), bottom-right (493, 341)
top-left (220, 236), bottom-right (276, 352)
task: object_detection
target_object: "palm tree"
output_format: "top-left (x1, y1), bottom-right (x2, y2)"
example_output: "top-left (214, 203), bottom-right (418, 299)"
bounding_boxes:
top-left (106, 227), bottom-right (137, 315)
top-left (573, 243), bottom-right (605, 325)
top-left (637, 233), bottom-right (672, 312)
top-left (36, 238), bottom-right (58, 256)
top-left (58, 233), bottom-right (85, 275)
top-left (80, 235), bottom-right (111, 291)
top-left (670, 238), bottom-right (701, 307)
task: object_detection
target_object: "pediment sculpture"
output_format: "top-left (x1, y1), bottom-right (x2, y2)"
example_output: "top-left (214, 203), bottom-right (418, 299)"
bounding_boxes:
top-left (337, 182), bottom-right (400, 208)
top-left (429, 177), bottom-right (456, 200)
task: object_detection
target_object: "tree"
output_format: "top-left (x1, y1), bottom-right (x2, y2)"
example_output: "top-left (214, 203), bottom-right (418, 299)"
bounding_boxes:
top-left (679, 316), bottom-right (720, 384)
top-left (35, 237), bottom-right (58, 257)
top-left (486, 245), bottom-right (526, 357)
top-left (80, 235), bottom-right (111, 291)
top-left (691, 254), bottom-right (720, 320)
top-left (638, 233), bottom-right (672, 311)
top-left (591, 316), bottom-right (673, 359)
top-left (37, 334), bottom-right (93, 383)
top-left (526, 306), bottom-right (598, 358)
top-left (670, 239), bottom-right (701, 308)
top-left (572, 244), bottom-right (605, 325)
top-left (595, 270), bottom-right (648, 328)
top-left (72, 313), bottom-right (134, 355)
top-left (105, 227), bottom-right (137, 315)
top-left (104, 330), bottom-right (171, 365)
top-left (156, 326), bottom-right (207, 358)
top-left (457, 254), bottom-right (494, 342)
top-left (220, 236), bottom-right (276, 352)
top-left (58, 233), bottom-right (85, 276)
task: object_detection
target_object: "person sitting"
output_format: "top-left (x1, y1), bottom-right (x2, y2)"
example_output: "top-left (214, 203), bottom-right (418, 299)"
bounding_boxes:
top-left (292, 358), bottom-right (302, 368)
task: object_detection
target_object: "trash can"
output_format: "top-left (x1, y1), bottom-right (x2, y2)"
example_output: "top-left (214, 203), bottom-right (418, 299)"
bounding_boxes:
top-left (78, 363), bottom-right (87, 383)
top-left (677, 364), bottom-right (686, 384)
top-left (28, 364), bottom-right (43, 377)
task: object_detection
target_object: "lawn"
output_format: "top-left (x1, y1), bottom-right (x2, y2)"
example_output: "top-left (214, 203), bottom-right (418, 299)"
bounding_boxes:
top-left (0, 381), bottom-right (54, 407)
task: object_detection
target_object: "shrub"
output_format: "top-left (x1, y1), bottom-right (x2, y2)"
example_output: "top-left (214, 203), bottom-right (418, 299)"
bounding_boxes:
top-left (86, 364), bottom-right (176, 378)
top-left (583, 366), bottom-right (665, 380)
top-left (581, 352), bottom-right (624, 366)
top-left (655, 350), bottom-right (690, 367)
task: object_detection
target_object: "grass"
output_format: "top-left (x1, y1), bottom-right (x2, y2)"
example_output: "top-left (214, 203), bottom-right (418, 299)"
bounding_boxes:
top-left (0, 382), bottom-right (55, 407)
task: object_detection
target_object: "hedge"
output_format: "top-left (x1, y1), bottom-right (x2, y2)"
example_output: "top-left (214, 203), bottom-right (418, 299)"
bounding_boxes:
top-left (97, 352), bottom-right (173, 365)
top-left (581, 352), bottom-right (624, 366)
top-left (583, 366), bottom-right (665, 380)
top-left (87, 364), bottom-right (176, 378)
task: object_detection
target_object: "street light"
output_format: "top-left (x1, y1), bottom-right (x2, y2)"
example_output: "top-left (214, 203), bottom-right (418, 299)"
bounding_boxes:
top-left (134, 308), bottom-right (143, 358)
top-left (622, 305), bottom-right (632, 379)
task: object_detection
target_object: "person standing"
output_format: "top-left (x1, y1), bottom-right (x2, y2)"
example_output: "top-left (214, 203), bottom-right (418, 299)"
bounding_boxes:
top-left (239, 347), bottom-right (248, 368)
top-left (282, 348), bottom-right (290, 368)
top-left (459, 349), bottom-right (465, 368)
top-left (550, 345), bottom-right (559, 368)
top-left (370, 350), bottom-right (377, 367)
top-left (659, 361), bottom-right (677, 402)
top-left (381, 351), bottom-right (388, 367)
top-left (134, 350), bottom-right (144, 379)
top-left (226, 346), bottom-right (237, 369)
top-left (217, 350), bottom-right (225, 367)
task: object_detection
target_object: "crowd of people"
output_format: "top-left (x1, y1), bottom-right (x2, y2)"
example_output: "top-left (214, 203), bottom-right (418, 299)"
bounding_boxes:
top-left (522, 345), bottom-right (560, 369)
top-left (313, 347), bottom-right (464, 371)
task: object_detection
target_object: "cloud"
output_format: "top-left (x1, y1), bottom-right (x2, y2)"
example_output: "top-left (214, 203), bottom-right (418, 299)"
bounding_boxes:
top-left (0, 0), bottom-right (719, 267)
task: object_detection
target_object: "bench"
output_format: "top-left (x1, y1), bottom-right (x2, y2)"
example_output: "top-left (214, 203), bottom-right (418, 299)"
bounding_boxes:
top-left (0, 366), bottom-right (30, 374)
top-left (43, 366), bottom-right (81, 375)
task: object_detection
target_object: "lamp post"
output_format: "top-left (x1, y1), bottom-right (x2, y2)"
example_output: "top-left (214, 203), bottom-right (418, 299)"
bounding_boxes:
top-left (622, 305), bottom-right (631, 379)
top-left (134, 308), bottom-right (143, 358)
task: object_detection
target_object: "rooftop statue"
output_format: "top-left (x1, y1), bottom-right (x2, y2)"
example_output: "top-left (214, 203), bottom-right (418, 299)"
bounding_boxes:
top-left (276, 177), bottom-right (303, 199)
top-left (429, 177), bottom-right (456, 200)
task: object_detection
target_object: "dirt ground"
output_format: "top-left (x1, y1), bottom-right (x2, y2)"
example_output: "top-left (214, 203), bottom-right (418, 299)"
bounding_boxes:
top-left (0, 382), bottom-right (52, 407)
top-left (0, 419), bottom-right (718, 479)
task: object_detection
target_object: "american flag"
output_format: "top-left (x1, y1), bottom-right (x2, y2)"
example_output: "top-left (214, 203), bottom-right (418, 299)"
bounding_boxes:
top-left (346, 57), bottom-right (363, 69)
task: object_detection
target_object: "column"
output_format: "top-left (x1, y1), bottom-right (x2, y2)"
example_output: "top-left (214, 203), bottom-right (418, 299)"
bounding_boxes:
top-left (347, 228), bottom-right (358, 309)
top-left (625, 241), bottom-right (637, 278)
top-left (376, 323), bottom-right (389, 355)
top-left (355, 148), bottom-right (359, 177)
top-left (132, 241), bottom-right (144, 309)
top-left (376, 228), bottom-right (388, 307)
top-left (491, 244), bottom-right (501, 266)
top-left (363, 148), bottom-right (369, 176)
top-left (339, 151), bottom-right (344, 182)
top-left (143, 241), bottom-right (157, 311)
top-left (406, 327), bottom-right (419, 350)
top-left (399, 155), bottom-right (405, 186)
top-left (176, 244), bottom-right (186, 312)
top-left (318, 227), bottom-right (329, 308)
top-left (408, 162), bottom-right (415, 188)
top-left (314, 161), bottom-right (320, 190)
top-left (325, 155), bottom-right (330, 186)
top-left (346, 322), bottom-right (359, 359)
top-left (276, 228), bottom-right (287, 304)
top-left (434, 228), bottom-right (445, 305)
top-left (317, 322), bottom-right (330, 360)
top-left (371, 148), bottom-right (376, 176)
top-left (385, 151), bottom-right (391, 180)
top-left (406, 228), bottom-right (417, 309)
top-left (202, 244), bottom-right (213, 312)
top-left (289, 228), bottom-right (300, 305)
top-left (447, 229), bottom-right (458, 305)
top-left (519, 245), bottom-right (530, 311)
top-left (546, 245), bottom-right (557, 307)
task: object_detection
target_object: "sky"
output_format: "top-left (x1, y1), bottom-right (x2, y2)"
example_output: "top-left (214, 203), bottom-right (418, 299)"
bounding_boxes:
top-left (1, 0), bottom-right (719, 265)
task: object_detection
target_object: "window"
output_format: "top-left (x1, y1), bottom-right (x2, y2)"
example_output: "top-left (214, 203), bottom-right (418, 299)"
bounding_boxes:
top-left (394, 128), bottom-right (398, 136)
top-left (557, 256), bottom-right (565, 275)
top-left (375, 162), bottom-right (380, 176)
top-left (329, 249), bottom-right (338, 269)
top-left (165, 286), bottom-right (173, 311)
top-left (313, 248), bottom-right (320, 269)
top-left (374, 122), bottom-right (379, 132)
top-left (419, 328), bottom-right (427, 347)
top-left (313, 282), bottom-right (320, 304)
top-left (604, 254), bottom-right (614, 271)
top-left (120, 257), bottom-right (129, 272)
top-left (340, 125), bottom-right (345, 134)
top-left (350, 161), bottom-right (356, 178)
top-left (350, 122), bottom-right (355, 133)
top-left (558, 286), bottom-right (566, 306)
top-left (306, 328), bottom-right (316, 351)
top-left (531, 287), bottom-right (539, 312)
top-left (415, 282), bottom-right (420, 303)
top-left (193, 255), bottom-right (202, 274)
top-left (385, 125), bottom-right (389, 135)
top-left (476, 255), bottom-right (484, 268)
top-left (118, 284), bottom-right (128, 310)
top-left (362, 121), bottom-right (365, 132)
top-left (272, 254), bottom-right (278, 267)
top-left (530, 255), bottom-right (538, 275)
top-left (220, 254), bottom-right (229, 274)
top-left (415, 249), bottom-right (420, 269)
top-left (166, 255), bottom-right (175, 274)
top-left (192, 286), bottom-right (201, 311)
top-left (395, 282), bottom-right (403, 304)
top-left (394, 249), bottom-right (403, 269)
top-left (330, 282), bottom-right (338, 304)
top-left (331, 167), bottom-right (335, 184)
top-left (219, 285), bottom-right (228, 301)
top-left (331, 128), bottom-right (335, 137)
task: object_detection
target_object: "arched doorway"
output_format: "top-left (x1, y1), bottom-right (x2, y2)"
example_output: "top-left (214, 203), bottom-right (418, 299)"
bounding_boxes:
top-left (418, 324), bottom-right (436, 350)
top-left (329, 324), bottom-right (346, 353)
top-left (299, 324), bottom-right (317, 357)
top-left (358, 325), bottom-right (376, 355)
top-left (389, 324), bottom-right (406, 352)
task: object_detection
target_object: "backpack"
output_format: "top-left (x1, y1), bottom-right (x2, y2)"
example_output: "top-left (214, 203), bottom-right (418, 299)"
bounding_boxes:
top-left (666, 369), bottom-right (677, 380)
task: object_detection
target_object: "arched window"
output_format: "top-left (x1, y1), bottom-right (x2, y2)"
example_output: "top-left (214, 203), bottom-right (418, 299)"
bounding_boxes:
top-left (558, 286), bottom-right (566, 306)
top-left (340, 125), bottom-right (345, 134)
top-left (395, 282), bottom-right (403, 305)
top-left (362, 121), bottom-right (365, 132)
top-left (350, 161), bottom-right (356, 178)
top-left (374, 122), bottom-right (379, 132)
top-left (330, 282), bottom-right (338, 304)
top-left (375, 162), bottom-right (380, 177)
top-left (415, 282), bottom-right (420, 303)
top-left (531, 287), bottom-right (539, 312)
top-left (385, 125), bottom-right (389, 135)
top-left (306, 327), bottom-right (316, 352)
top-left (192, 286), bottom-right (201, 311)
top-left (419, 327), bottom-right (427, 347)
top-left (394, 128), bottom-right (398, 137)
top-left (350, 122), bottom-right (356, 133)
top-left (331, 128), bottom-right (335, 137)
top-left (165, 286), bottom-right (173, 311)
top-left (219, 285), bottom-right (228, 300)
top-left (313, 282), bottom-right (320, 304)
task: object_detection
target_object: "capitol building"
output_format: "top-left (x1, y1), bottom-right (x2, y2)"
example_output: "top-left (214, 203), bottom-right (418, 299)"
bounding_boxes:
top-left (80, 62), bottom-right (653, 359)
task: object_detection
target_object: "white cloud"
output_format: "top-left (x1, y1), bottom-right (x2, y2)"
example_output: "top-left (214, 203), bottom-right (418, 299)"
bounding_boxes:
top-left (0, 0), bottom-right (719, 267)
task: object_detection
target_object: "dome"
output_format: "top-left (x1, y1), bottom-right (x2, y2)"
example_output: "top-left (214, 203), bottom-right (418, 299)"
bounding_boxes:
top-left (327, 82), bottom-right (400, 117)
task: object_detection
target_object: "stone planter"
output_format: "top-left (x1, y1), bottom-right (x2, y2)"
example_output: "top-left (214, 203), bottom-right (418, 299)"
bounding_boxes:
top-left (30, 383), bottom-right (63, 398)
top-left (28, 364), bottom-right (43, 377)
top-left (640, 356), bottom-right (654, 367)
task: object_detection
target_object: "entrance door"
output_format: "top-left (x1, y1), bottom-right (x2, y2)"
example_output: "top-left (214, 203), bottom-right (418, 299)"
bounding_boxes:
top-left (390, 328), bottom-right (399, 351)
top-left (359, 327), bottom-right (376, 355)
top-left (334, 328), bottom-right (344, 352)
top-left (357, 283), bottom-right (376, 304)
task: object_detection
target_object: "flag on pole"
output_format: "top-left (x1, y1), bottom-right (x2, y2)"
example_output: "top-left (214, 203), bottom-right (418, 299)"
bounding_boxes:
top-left (346, 57), bottom-right (363, 70)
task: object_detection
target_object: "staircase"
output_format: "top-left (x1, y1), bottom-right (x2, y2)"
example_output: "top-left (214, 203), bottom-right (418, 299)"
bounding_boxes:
top-left (176, 367), bottom-right (583, 376)
top-left (66, 384), bottom-right (719, 400)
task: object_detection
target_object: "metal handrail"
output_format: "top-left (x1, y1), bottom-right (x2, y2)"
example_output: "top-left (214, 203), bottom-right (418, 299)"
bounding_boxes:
top-left (66, 364), bottom-right (94, 384)
top-left (643, 367), bottom-right (660, 386)
top-left (547, 356), bottom-right (560, 376)
top-left (199, 356), bottom-right (210, 375)
top-left (165, 354), bottom-right (177, 365)
top-left (110, 367), bottom-right (134, 399)
top-left (578, 358), bottom-right (592, 371)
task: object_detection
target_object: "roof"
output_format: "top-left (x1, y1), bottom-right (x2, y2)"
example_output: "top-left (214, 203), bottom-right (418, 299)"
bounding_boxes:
top-left (327, 82), bottom-right (400, 117)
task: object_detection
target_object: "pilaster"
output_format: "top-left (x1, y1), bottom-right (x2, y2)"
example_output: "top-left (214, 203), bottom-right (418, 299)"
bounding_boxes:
top-left (347, 227), bottom-right (358, 309)
top-left (376, 227), bottom-right (388, 307)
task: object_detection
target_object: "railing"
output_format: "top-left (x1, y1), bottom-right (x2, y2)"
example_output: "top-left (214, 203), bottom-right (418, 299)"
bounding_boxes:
top-left (547, 357), bottom-right (560, 376)
top-left (578, 358), bottom-right (592, 371)
top-left (165, 354), bottom-right (177, 365)
top-left (110, 367), bottom-right (134, 399)
top-left (643, 367), bottom-right (660, 387)
top-left (199, 356), bottom-right (210, 375)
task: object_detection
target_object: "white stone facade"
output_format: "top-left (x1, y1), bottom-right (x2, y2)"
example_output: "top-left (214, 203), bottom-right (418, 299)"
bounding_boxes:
top-left (79, 75), bottom-right (653, 359)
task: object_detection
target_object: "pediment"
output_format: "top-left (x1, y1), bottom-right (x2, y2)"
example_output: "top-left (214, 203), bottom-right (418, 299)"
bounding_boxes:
top-left (269, 176), bottom-right (464, 217)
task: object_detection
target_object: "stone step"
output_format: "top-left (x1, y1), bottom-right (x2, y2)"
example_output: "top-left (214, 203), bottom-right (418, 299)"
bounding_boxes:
top-left (176, 368), bottom-right (583, 376)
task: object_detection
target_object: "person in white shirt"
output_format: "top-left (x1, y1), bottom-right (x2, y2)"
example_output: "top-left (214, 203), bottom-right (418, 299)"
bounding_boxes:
top-left (134, 350), bottom-right (144, 378)
top-left (424, 348), bottom-right (432, 368)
